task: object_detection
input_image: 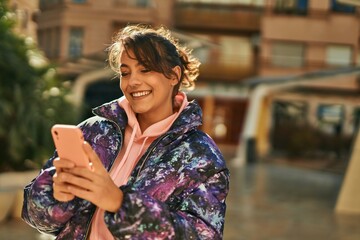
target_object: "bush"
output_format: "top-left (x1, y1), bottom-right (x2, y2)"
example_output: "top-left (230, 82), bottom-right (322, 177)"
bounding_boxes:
top-left (0, 0), bottom-right (78, 171)
top-left (272, 122), bottom-right (352, 159)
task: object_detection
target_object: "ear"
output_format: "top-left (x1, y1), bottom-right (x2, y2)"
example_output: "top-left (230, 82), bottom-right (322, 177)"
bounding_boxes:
top-left (171, 66), bottom-right (181, 86)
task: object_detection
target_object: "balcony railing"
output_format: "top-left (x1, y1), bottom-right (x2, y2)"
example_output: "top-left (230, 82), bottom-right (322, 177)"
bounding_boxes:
top-left (39, 0), bottom-right (65, 10)
top-left (273, 0), bottom-right (308, 16)
top-left (113, 0), bottom-right (151, 8)
top-left (175, 2), bottom-right (263, 32)
top-left (40, 0), bottom-right (152, 10)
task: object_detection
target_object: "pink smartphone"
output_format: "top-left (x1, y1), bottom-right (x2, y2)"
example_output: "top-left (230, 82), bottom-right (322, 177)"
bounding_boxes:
top-left (51, 124), bottom-right (89, 168)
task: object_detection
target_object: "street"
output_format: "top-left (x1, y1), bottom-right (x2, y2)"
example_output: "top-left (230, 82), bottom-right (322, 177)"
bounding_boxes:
top-left (1, 159), bottom-right (360, 240)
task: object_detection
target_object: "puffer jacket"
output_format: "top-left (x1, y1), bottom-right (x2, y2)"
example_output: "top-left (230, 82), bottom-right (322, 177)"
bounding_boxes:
top-left (22, 98), bottom-right (230, 240)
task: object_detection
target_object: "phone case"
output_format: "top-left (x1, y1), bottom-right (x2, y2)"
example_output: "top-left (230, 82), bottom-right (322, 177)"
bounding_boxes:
top-left (51, 124), bottom-right (89, 167)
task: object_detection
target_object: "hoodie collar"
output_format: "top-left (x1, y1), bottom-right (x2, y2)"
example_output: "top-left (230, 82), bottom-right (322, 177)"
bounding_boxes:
top-left (92, 92), bottom-right (203, 135)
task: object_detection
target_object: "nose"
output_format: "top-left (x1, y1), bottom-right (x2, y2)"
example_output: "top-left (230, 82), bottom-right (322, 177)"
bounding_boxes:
top-left (128, 72), bottom-right (141, 87)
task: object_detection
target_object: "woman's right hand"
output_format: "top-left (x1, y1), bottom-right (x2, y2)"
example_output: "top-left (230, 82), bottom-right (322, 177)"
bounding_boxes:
top-left (53, 157), bottom-right (76, 202)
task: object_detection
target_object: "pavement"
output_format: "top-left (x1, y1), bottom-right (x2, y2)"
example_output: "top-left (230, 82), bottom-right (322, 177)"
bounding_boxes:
top-left (1, 153), bottom-right (360, 240)
top-left (223, 162), bottom-right (360, 240)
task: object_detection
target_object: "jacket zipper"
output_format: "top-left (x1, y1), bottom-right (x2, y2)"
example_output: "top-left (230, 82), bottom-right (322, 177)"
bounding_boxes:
top-left (81, 111), bottom-right (169, 238)
top-left (83, 121), bottom-right (124, 240)
top-left (135, 134), bottom-right (167, 180)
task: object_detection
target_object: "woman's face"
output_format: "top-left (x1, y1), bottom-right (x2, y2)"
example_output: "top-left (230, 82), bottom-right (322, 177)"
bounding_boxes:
top-left (119, 50), bottom-right (179, 125)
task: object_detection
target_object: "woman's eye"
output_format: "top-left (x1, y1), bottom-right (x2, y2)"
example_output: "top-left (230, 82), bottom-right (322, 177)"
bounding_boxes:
top-left (141, 68), bottom-right (151, 73)
top-left (120, 72), bottom-right (129, 77)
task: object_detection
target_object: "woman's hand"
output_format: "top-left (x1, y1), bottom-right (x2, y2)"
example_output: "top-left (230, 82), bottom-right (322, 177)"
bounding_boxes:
top-left (53, 157), bottom-right (76, 202)
top-left (53, 141), bottom-right (123, 213)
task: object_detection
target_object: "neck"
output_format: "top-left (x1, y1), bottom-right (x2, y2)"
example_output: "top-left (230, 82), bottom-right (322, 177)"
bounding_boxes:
top-left (137, 108), bottom-right (174, 133)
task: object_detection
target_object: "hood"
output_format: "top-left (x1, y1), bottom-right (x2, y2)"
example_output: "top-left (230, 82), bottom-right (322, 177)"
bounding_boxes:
top-left (92, 94), bottom-right (203, 137)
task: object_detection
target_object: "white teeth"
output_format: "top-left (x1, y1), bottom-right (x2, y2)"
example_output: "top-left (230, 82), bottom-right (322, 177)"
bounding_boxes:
top-left (132, 91), bottom-right (151, 97)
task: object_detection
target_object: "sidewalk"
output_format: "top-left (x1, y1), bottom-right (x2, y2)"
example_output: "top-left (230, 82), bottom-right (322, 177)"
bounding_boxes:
top-left (0, 219), bottom-right (53, 240)
top-left (223, 162), bottom-right (360, 240)
top-left (1, 161), bottom-right (360, 239)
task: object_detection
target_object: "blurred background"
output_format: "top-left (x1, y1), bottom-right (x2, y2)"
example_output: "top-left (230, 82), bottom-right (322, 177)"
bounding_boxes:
top-left (0, 0), bottom-right (360, 239)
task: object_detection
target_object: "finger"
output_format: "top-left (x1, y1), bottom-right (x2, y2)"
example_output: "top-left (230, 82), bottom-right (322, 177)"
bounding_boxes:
top-left (63, 167), bottom-right (96, 183)
top-left (53, 172), bottom-right (77, 191)
top-left (53, 182), bottom-right (73, 195)
top-left (82, 141), bottom-right (104, 170)
top-left (53, 171), bottom-right (69, 185)
top-left (67, 185), bottom-right (94, 203)
top-left (53, 157), bottom-right (75, 169)
top-left (58, 170), bottom-right (95, 191)
top-left (53, 171), bottom-right (77, 184)
top-left (53, 182), bottom-right (75, 202)
top-left (53, 172), bottom-right (61, 183)
top-left (54, 190), bottom-right (75, 202)
top-left (67, 183), bottom-right (109, 207)
top-left (54, 171), bottom-right (93, 199)
top-left (68, 181), bottom-right (123, 212)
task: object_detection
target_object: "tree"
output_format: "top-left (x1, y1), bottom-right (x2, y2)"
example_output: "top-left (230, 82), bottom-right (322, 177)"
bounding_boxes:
top-left (0, 0), bottom-right (77, 171)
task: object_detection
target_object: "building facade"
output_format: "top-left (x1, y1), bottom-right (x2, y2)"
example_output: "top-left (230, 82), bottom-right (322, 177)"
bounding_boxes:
top-left (261, 0), bottom-right (359, 76)
top-left (8, 0), bottom-right (39, 41)
top-left (8, 0), bottom-right (360, 163)
top-left (234, 0), bottom-right (360, 165)
top-left (35, 0), bottom-right (264, 145)
top-left (36, 0), bottom-right (173, 61)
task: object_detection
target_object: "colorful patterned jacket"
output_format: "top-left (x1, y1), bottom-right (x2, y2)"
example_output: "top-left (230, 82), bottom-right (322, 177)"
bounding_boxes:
top-left (22, 99), bottom-right (230, 239)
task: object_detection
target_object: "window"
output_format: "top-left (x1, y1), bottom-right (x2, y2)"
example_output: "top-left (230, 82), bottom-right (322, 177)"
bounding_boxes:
top-left (353, 108), bottom-right (360, 132)
top-left (39, 0), bottom-right (46, 8)
top-left (271, 101), bottom-right (308, 152)
top-left (135, 0), bottom-right (150, 7)
top-left (332, 0), bottom-right (356, 13)
top-left (326, 45), bottom-right (352, 67)
top-left (44, 28), bottom-right (52, 57)
top-left (317, 104), bottom-right (344, 135)
top-left (274, 0), bottom-right (308, 15)
top-left (40, 0), bottom-right (64, 8)
top-left (273, 101), bottom-right (307, 124)
top-left (177, 0), bottom-right (265, 5)
top-left (271, 42), bottom-right (305, 68)
top-left (38, 27), bottom-right (61, 59)
top-left (219, 36), bottom-right (252, 67)
top-left (68, 27), bottom-right (84, 59)
top-left (125, 0), bottom-right (150, 7)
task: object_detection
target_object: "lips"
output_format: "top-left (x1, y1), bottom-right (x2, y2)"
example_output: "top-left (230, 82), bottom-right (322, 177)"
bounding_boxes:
top-left (131, 90), bottom-right (151, 98)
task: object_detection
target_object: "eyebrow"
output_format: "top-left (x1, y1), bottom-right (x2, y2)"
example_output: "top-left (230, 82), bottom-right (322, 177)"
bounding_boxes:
top-left (120, 62), bottom-right (143, 68)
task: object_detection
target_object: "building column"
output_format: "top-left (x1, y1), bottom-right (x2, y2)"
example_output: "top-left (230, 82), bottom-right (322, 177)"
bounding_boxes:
top-left (343, 104), bottom-right (354, 136)
top-left (59, 26), bottom-right (69, 61)
top-left (256, 95), bottom-right (271, 159)
top-left (152, 0), bottom-right (175, 28)
top-left (307, 100), bottom-right (318, 127)
top-left (336, 129), bottom-right (360, 214)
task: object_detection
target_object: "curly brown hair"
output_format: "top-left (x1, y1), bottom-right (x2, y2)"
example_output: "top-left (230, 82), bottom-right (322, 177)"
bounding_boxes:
top-left (107, 24), bottom-right (200, 97)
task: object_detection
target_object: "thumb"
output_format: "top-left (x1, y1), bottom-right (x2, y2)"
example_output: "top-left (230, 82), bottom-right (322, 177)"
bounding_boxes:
top-left (82, 141), bottom-right (103, 170)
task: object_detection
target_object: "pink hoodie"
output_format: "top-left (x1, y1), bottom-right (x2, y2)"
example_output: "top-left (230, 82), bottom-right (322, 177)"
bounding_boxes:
top-left (89, 93), bottom-right (188, 240)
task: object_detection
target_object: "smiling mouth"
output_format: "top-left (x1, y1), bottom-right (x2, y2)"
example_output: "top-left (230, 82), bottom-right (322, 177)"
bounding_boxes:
top-left (131, 90), bottom-right (151, 98)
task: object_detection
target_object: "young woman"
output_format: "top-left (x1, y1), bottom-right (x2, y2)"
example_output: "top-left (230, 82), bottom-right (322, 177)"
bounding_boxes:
top-left (22, 24), bottom-right (230, 240)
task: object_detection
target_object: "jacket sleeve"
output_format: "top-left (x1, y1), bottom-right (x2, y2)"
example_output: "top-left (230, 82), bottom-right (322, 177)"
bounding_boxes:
top-left (104, 169), bottom-right (229, 239)
top-left (21, 153), bottom-right (81, 235)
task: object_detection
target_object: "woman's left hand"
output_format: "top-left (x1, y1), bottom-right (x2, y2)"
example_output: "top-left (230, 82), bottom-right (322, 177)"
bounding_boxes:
top-left (61, 141), bottom-right (123, 213)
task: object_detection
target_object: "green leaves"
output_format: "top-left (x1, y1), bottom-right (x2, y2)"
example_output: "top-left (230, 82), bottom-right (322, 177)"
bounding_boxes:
top-left (0, 0), bottom-right (78, 171)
